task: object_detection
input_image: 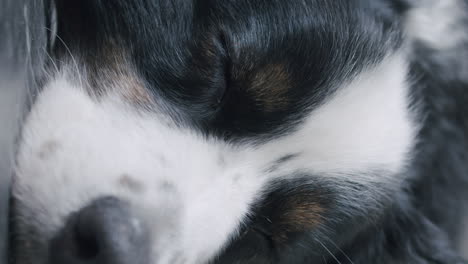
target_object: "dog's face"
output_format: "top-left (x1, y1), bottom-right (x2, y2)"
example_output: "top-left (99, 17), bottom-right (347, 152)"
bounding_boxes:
top-left (11, 1), bottom-right (418, 263)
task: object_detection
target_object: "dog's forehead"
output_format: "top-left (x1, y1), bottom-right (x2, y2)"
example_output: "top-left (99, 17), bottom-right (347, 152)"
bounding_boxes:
top-left (53, 0), bottom-right (403, 140)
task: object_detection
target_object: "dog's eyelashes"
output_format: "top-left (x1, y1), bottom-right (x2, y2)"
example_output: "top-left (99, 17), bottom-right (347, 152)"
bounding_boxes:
top-left (251, 226), bottom-right (276, 250)
top-left (218, 56), bottom-right (232, 107)
top-left (214, 79), bottom-right (227, 106)
top-left (211, 32), bottom-right (233, 109)
top-left (212, 59), bottom-right (229, 107)
top-left (207, 61), bottom-right (229, 110)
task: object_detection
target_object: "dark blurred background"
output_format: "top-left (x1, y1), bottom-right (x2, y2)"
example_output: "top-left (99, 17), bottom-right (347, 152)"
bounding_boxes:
top-left (0, 0), bottom-right (46, 262)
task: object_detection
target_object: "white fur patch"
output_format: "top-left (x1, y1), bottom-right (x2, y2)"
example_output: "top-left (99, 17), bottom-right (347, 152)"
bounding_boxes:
top-left (13, 54), bottom-right (416, 263)
top-left (259, 54), bottom-right (416, 182)
top-left (405, 0), bottom-right (468, 50)
top-left (14, 77), bottom-right (267, 263)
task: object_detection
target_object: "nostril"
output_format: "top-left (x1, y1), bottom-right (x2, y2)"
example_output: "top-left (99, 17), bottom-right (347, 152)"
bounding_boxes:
top-left (73, 219), bottom-right (100, 260)
top-left (70, 197), bottom-right (117, 261)
top-left (49, 196), bottom-right (149, 264)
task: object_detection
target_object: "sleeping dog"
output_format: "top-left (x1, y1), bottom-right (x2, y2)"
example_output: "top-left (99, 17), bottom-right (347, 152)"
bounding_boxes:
top-left (10, 0), bottom-right (468, 263)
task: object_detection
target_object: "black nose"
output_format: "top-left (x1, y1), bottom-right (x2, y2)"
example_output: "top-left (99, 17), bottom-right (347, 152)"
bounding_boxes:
top-left (49, 197), bottom-right (149, 264)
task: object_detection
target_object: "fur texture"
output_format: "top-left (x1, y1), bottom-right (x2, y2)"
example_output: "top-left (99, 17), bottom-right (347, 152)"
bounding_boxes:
top-left (10, 0), bottom-right (468, 263)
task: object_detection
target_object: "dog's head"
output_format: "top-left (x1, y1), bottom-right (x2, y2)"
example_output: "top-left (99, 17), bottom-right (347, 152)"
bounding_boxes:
top-left (11, 1), bottom-right (420, 263)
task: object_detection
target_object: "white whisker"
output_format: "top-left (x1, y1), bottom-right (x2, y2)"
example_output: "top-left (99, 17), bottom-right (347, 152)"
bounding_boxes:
top-left (323, 236), bottom-right (355, 264)
top-left (45, 27), bottom-right (84, 90)
top-left (42, 47), bottom-right (59, 74)
top-left (316, 239), bottom-right (342, 264)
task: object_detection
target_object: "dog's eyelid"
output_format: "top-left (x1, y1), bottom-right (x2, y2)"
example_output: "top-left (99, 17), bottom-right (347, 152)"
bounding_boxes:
top-left (212, 31), bottom-right (233, 108)
top-left (251, 226), bottom-right (277, 251)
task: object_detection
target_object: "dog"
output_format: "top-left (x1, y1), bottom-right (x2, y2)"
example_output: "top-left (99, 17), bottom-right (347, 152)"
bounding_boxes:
top-left (10, 0), bottom-right (468, 263)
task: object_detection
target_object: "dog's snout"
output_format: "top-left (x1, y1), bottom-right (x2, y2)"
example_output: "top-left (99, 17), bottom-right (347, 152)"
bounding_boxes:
top-left (49, 197), bottom-right (149, 264)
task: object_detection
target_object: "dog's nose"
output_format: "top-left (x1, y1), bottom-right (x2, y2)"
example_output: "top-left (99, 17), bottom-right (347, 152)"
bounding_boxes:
top-left (49, 197), bottom-right (149, 264)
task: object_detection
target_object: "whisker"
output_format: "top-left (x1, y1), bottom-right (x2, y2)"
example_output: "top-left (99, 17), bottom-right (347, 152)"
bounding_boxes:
top-left (42, 47), bottom-right (59, 74)
top-left (323, 236), bottom-right (355, 264)
top-left (316, 239), bottom-right (342, 264)
top-left (44, 27), bottom-right (85, 90)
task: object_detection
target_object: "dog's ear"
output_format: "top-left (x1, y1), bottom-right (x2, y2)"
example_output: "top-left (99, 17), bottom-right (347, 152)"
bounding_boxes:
top-left (402, 216), bottom-right (468, 264)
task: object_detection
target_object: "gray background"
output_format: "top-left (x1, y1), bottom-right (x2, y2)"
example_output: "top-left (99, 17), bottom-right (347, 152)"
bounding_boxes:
top-left (0, 0), bottom-right (46, 262)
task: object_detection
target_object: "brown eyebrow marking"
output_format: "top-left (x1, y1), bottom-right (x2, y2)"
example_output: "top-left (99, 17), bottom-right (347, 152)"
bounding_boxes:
top-left (79, 41), bottom-right (154, 105)
top-left (248, 63), bottom-right (291, 112)
top-left (119, 74), bottom-right (154, 105)
top-left (255, 182), bottom-right (328, 244)
top-left (272, 194), bottom-right (325, 243)
top-left (280, 195), bottom-right (325, 229)
top-left (106, 49), bottom-right (153, 105)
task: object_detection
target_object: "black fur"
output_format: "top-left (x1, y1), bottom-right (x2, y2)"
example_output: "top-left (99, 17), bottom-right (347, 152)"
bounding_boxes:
top-left (11, 0), bottom-right (468, 263)
top-left (52, 0), bottom-right (401, 140)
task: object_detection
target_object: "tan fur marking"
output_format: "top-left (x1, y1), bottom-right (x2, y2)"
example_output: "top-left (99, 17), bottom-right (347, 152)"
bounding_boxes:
top-left (82, 42), bottom-right (154, 105)
top-left (273, 195), bottom-right (325, 243)
top-left (105, 48), bottom-right (153, 105)
top-left (119, 74), bottom-right (153, 105)
top-left (249, 64), bottom-right (291, 112)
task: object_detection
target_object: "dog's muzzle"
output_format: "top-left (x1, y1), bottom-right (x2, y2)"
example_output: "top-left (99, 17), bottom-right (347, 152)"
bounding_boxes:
top-left (49, 197), bottom-right (150, 264)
